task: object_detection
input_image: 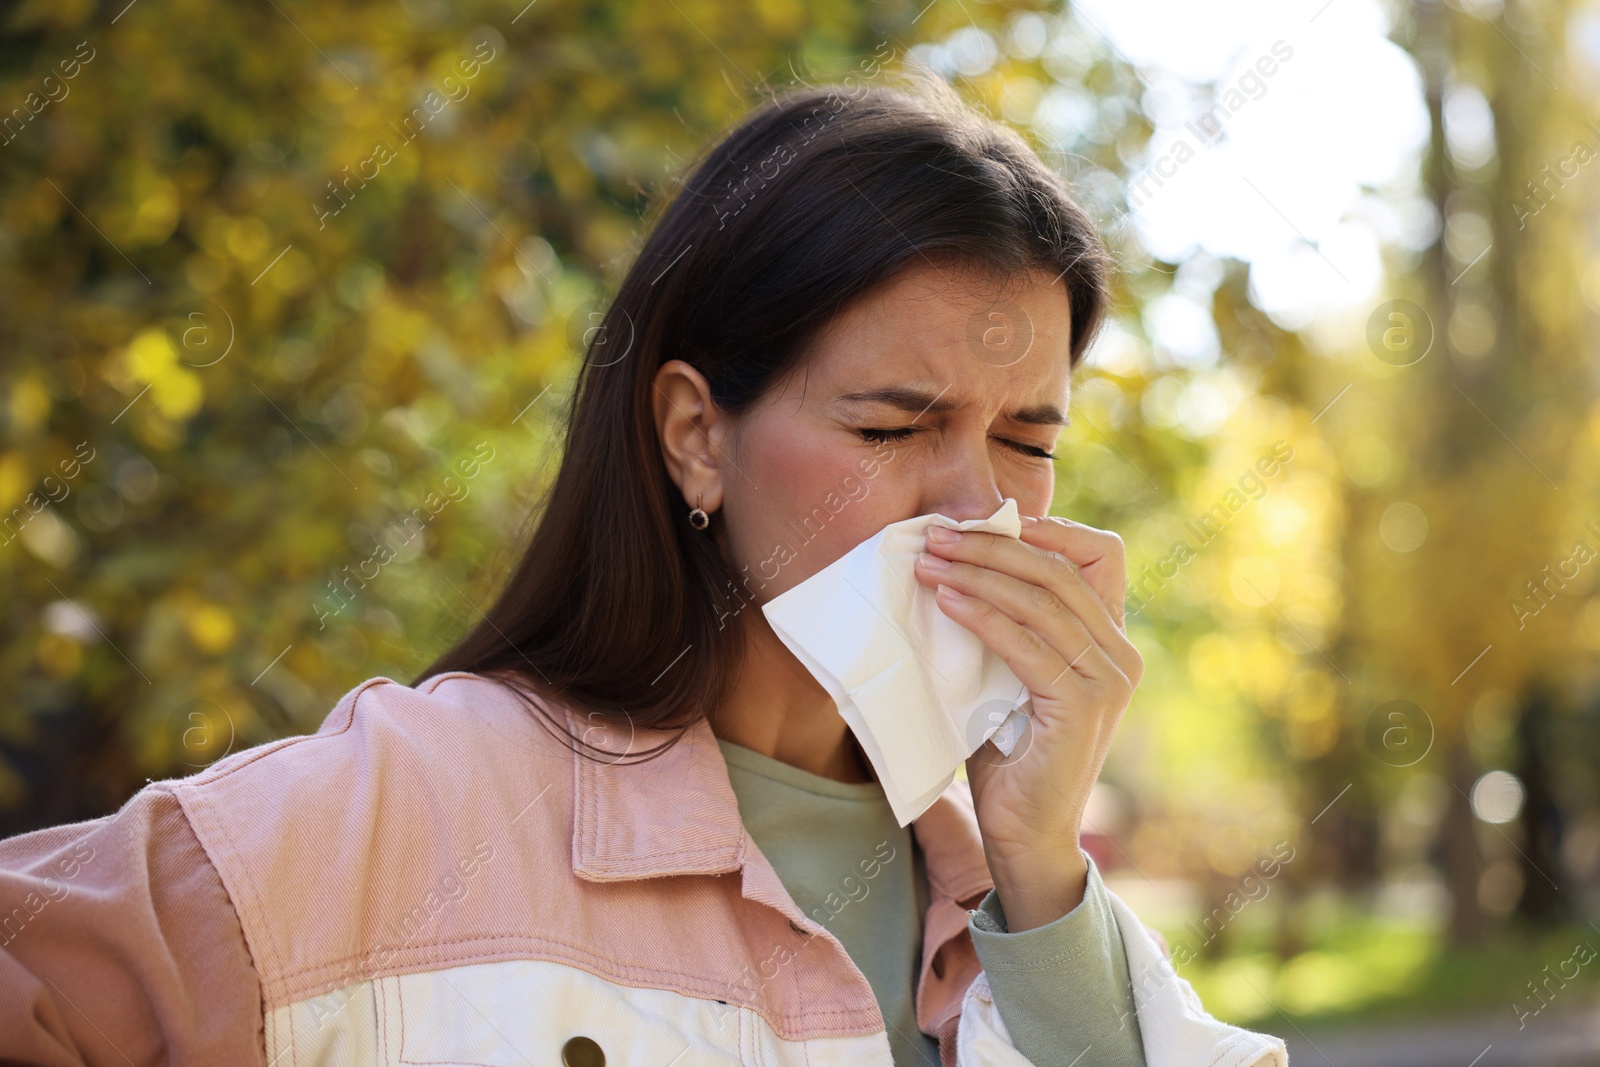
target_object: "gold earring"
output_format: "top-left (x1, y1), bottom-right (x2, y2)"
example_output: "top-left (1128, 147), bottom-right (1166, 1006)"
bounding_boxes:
top-left (688, 493), bottom-right (709, 531)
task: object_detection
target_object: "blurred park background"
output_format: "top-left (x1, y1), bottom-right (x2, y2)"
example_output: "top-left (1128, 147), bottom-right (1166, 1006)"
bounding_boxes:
top-left (3, 0), bottom-right (1600, 1059)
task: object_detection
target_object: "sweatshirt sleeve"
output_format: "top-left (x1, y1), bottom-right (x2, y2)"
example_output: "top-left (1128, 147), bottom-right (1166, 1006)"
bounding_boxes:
top-left (966, 851), bottom-right (1146, 1067)
top-left (0, 784), bottom-right (265, 1067)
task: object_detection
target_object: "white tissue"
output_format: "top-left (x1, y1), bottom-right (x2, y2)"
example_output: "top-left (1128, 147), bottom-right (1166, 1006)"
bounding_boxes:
top-left (761, 498), bottom-right (1035, 826)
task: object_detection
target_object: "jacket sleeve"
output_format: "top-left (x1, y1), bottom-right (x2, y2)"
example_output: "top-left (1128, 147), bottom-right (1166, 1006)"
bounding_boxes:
top-left (0, 783), bottom-right (266, 1067)
top-left (952, 879), bottom-right (1288, 1067)
top-left (966, 852), bottom-right (1146, 1066)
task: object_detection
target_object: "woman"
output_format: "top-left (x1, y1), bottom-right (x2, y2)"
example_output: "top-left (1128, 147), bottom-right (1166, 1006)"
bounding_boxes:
top-left (0, 69), bottom-right (1286, 1066)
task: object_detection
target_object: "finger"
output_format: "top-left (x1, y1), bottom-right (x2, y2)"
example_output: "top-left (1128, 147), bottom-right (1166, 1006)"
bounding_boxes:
top-left (915, 549), bottom-right (1129, 680)
top-left (1018, 517), bottom-right (1127, 629)
top-left (921, 530), bottom-right (1135, 671)
top-left (932, 583), bottom-right (1123, 700)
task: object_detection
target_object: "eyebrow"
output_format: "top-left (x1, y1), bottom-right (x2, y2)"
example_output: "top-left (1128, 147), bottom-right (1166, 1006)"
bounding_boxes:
top-left (834, 387), bottom-right (1070, 428)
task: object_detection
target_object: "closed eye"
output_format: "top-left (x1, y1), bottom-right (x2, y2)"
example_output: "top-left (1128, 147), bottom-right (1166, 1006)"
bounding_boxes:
top-left (857, 427), bottom-right (919, 445)
top-left (856, 427), bottom-right (1055, 460)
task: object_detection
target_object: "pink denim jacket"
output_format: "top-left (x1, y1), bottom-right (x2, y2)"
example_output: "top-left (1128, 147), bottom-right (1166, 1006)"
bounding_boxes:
top-left (0, 671), bottom-right (1286, 1066)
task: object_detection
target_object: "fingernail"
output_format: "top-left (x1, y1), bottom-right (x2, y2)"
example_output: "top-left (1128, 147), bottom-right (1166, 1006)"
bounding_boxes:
top-left (918, 551), bottom-right (950, 571)
top-left (927, 527), bottom-right (959, 544)
top-left (1020, 516), bottom-right (1039, 526)
top-left (937, 584), bottom-right (965, 601)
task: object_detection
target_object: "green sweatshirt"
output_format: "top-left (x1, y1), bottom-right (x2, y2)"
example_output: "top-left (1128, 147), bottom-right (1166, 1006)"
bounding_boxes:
top-left (717, 738), bottom-right (1146, 1067)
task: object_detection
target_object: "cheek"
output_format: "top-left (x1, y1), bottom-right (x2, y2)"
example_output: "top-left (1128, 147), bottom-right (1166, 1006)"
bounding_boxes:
top-left (725, 422), bottom-right (901, 597)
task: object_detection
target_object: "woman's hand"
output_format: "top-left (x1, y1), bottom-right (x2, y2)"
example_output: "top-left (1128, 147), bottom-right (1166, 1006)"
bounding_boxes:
top-left (913, 515), bottom-right (1142, 932)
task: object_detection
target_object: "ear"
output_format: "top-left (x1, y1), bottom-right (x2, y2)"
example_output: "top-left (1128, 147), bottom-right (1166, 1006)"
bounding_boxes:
top-left (652, 359), bottom-right (732, 515)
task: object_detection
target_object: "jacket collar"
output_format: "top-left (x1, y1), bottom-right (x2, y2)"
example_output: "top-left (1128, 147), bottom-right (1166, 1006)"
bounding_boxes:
top-left (568, 708), bottom-right (994, 904)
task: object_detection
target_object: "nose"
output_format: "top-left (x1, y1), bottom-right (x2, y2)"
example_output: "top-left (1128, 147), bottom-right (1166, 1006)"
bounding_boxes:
top-left (922, 466), bottom-right (1007, 524)
top-left (926, 495), bottom-right (1008, 524)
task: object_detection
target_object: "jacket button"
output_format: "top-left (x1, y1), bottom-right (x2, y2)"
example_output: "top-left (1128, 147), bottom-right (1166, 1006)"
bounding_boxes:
top-left (561, 1036), bottom-right (605, 1067)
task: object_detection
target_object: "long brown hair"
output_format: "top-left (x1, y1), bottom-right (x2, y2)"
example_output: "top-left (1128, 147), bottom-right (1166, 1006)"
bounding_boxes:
top-left (413, 66), bottom-right (1111, 762)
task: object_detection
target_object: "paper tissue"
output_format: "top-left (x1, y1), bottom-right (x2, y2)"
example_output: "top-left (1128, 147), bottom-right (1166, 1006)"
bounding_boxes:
top-left (761, 498), bottom-right (1035, 826)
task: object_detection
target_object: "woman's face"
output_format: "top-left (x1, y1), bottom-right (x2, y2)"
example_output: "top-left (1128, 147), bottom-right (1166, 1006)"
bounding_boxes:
top-left (654, 259), bottom-right (1077, 604)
